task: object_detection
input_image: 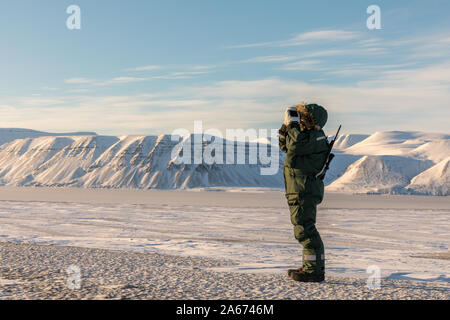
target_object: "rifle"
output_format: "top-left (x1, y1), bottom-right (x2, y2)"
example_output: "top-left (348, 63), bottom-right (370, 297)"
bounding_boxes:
top-left (315, 125), bottom-right (342, 179)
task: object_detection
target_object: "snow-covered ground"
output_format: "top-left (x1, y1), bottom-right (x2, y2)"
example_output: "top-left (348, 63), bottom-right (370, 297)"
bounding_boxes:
top-left (2, 242), bottom-right (448, 300)
top-left (0, 188), bottom-right (448, 287)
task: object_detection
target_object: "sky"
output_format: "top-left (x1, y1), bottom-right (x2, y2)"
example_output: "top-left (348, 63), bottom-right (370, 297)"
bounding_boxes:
top-left (0, 0), bottom-right (450, 136)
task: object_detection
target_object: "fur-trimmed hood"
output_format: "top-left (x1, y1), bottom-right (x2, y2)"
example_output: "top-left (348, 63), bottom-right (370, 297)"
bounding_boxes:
top-left (296, 104), bottom-right (328, 130)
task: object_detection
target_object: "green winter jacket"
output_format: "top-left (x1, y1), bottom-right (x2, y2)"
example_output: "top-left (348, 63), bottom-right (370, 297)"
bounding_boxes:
top-left (281, 127), bottom-right (329, 176)
top-left (279, 104), bottom-right (329, 203)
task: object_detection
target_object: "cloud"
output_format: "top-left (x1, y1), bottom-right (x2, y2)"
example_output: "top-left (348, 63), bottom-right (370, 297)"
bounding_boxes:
top-left (227, 29), bottom-right (361, 49)
top-left (17, 97), bottom-right (67, 107)
top-left (64, 77), bottom-right (96, 84)
top-left (151, 71), bottom-right (210, 80)
top-left (126, 65), bottom-right (162, 72)
top-left (278, 60), bottom-right (324, 71)
top-left (12, 30), bottom-right (450, 135)
top-left (4, 66), bottom-right (450, 135)
top-left (126, 64), bottom-right (215, 73)
top-left (175, 68), bottom-right (450, 132)
top-left (189, 65), bottom-right (215, 70)
top-left (64, 66), bottom-right (213, 88)
top-left (357, 38), bottom-right (383, 48)
top-left (387, 32), bottom-right (450, 60)
top-left (64, 76), bottom-right (151, 87)
top-left (243, 47), bottom-right (386, 69)
top-left (293, 30), bottom-right (360, 42)
top-left (67, 89), bottom-right (91, 93)
top-left (100, 77), bottom-right (150, 85)
top-left (243, 55), bottom-right (299, 63)
top-left (357, 61), bottom-right (450, 91)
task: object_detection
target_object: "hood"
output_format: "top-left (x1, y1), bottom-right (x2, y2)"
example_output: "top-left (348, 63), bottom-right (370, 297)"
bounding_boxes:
top-left (296, 104), bottom-right (328, 129)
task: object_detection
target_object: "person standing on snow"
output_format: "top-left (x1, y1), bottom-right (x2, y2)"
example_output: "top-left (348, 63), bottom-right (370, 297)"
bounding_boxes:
top-left (278, 103), bottom-right (329, 282)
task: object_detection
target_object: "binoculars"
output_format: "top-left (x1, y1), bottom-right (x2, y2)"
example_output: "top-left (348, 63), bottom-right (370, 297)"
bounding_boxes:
top-left (284, 106), bottom-right (300, 125)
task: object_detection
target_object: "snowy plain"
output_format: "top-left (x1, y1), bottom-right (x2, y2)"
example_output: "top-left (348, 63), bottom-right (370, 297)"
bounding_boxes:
top-left (0, 187), bottom-right (448, 287)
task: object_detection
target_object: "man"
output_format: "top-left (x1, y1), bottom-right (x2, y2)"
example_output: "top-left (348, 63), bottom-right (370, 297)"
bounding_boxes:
top-left (278, 103), bottom-right (329, 282)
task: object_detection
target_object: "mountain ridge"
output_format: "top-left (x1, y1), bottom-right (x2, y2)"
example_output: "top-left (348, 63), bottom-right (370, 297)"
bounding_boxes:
top-left (0, 129), bottom-right (448, 195)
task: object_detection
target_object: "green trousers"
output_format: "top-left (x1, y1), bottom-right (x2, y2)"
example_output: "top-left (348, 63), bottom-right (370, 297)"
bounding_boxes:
top-left (284, 168), bottom-right (325, 275)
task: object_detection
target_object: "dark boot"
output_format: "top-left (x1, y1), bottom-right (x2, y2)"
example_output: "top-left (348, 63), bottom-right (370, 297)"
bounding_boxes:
top-left (287, 268), bottom-right (324, 282)
top-left (287, 267), bottom-right (304, 278)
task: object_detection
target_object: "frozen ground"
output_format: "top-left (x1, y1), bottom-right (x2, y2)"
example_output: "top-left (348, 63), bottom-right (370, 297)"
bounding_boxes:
top-left (1, 242), bottom-right (448, 300)
top-left (0, 187), bottom-right (448, 299)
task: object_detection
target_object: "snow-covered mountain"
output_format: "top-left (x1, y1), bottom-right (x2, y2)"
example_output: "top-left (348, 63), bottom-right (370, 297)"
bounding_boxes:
top-left (406, 157), bottom-right (449, 196)
top-left (344, 131), bottom-right (449, 156)
top-left (0, 132), bottom-right (283, 189)
top-left (0, 129), bottom-right (448, 195)
top-left (0, 128), bottom-right (97, 148)
top-left (326, 155), bottom-right (433, 194)
top-left (333, 134), bottom-right (370, 150)
top-left (328, 131), bottom-right (449, 195)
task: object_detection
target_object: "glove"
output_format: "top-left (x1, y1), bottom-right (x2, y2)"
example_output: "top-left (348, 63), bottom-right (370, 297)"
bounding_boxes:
top-left (278, 124), bottom-right (289, 140)
top-left (287, 121), bottom-right (299, 130)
